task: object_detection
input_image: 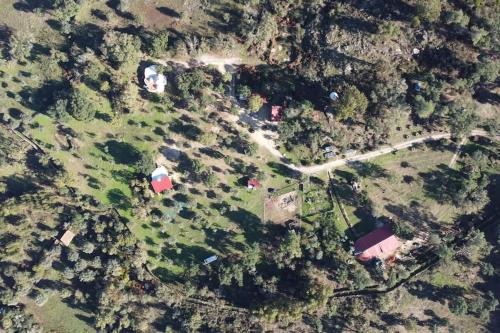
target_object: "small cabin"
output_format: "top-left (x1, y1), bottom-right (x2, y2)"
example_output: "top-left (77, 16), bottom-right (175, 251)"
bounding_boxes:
top-left (59, 230), bottom-right (75, 247)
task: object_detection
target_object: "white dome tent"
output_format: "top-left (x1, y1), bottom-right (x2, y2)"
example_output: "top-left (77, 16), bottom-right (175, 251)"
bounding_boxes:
top-left (329, 91), bottom-right (339, 101)
top-left (144, 65), bottom-right (167, 93)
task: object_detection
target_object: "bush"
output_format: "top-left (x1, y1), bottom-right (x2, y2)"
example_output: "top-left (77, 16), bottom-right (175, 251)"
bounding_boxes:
top-left (101, 30), bottom-right (141, 67)
top-left (378, 21), bottom-right (400, 40)
top-left (444, 9), bottom-right (470, 28)
top-left (449, 296), bottom-right (468, 315)
top-left (47, 98), bottom-right (70, 121)
top-left (68, 84), bottom-right (100, 121)
top-left (34, 291), bottom-right (48, 306)
top-left (412, 95), bottom-right (435, 120)
top-left (415, 0), bottom-right (442, 23)
top-left (248, 94), bottom-right (264, 113)
top-left (471, 26), bottom-right (489, 47)
top-left (148, 31), bottom-right (169, 57)
top-left (135, 151), bottom-right (155, 176)
top-left (335, 85), bottom-right (368, 121)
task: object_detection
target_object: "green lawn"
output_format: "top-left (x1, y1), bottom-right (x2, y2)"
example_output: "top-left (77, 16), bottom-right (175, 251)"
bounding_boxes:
top-left (25, 295), bottom-right (95, 333)
top-left (333, 139), bottom-right (462, 237)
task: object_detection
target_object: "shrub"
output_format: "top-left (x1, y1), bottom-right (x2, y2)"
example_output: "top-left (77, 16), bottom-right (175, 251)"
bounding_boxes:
top-left (101, 30), bottom-right (141, 67)
top-left (412, 95), bottom-right (435, 120)
top-left (248, 94), bottom-right (264, 113)
top-left (135, 151), bottom-right (155, 176)
top-left (68, 84), bottom-right (100, 121)
top-left (444, 9), bottom-right (470, 28)
top-left (148, 31), bottom-right (169, 57)
top-left (449, 296), bottom-right (468, 315)
top-left (335, 85), bottom-right (368, 121)
top-left (415, 0), bottom-right (442, 23)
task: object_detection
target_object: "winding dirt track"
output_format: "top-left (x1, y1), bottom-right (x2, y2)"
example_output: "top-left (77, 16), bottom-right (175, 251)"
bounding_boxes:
top-left (158, 55), bottom-right (499, 174)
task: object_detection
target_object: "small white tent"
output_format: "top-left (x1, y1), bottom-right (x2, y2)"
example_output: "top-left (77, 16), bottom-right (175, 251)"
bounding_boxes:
top-left (329, 91), bottom-right (339, 101)
top-left (144, 65), bottom-right (167, 93)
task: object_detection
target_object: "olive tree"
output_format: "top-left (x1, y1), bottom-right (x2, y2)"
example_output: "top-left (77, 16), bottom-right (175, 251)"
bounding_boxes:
top-left (101, 30), bottom-right (141, 68)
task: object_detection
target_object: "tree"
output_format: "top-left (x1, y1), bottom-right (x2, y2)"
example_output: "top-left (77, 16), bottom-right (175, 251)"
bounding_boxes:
top-left (177, 68), bottom-right (209, 97)
top-left (412, 95), bottom-right (435, 120)
top-left (79, 269), bottom-right (97, 282)
top-left (248, 94), bottom-right (263, 113)
top-left (275, 230), bottom-right (302, 268)
top-left (203, 171), bottom-right (218, 187)
top-left (9, 32), bottom-right (33, 62)
top-left (335, 85), bottom-right (368, 121)
top-left (53, 0), bottom-right (81, 24)
top-left (392, 221), bottom-right (414, 240)
top-left (416, 0), bottom-right (442, 23)
top-left (148, 31), bottom-right (169, 57)
top-left (447, 100), bottom-right (479, 137)
top-left (444, 9), bottom-right (470, 28)
top-left (449, 296), bottom-right (468, 315)
top-left (82, 242), bottom-right (95, 254)
top-left (101, 30), bottom-right (141, 67)
top-left (242, 243), bottom-right (261, 271)
top-left (237, 85), bottom-right (251, 100)
top-left (47, 98), bottom-right (70, 121)
top-left (135, 151), bottom-right (155, 176)
top-left (68, 84), bottom-right (100, 121)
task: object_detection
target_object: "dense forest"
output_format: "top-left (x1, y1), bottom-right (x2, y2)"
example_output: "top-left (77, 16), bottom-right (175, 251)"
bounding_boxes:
top-left (0, 0), bottom-right (499, 332)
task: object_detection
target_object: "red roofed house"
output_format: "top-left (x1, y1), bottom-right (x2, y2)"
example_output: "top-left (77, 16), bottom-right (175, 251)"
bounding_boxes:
top-left (151, 176), bottom-right (173, 193)
top-left (247, 178), bottom-right (261, 190)
top-left (354, 225), bottom-right (401, 261)
top-left (271, 106), bottom-right (283, 122)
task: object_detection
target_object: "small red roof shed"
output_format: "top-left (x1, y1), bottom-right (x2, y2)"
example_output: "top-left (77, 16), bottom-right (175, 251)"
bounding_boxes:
top-left (151, 176), bottom-right (173, 193)
top-left (247, 178), bottom-right (261, 189)
top-left (354, 225), bottom-right (401, 261)
top-left (271, 106), bottom-right (283, 121)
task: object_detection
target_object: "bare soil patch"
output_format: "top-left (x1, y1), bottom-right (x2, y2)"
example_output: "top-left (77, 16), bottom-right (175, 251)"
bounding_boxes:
top-left (264, 190), bottom-right (300, 224)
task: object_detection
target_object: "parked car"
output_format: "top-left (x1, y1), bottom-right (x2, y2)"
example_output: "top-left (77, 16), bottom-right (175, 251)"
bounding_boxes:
top-left (324, 152), bottom-right (336, 159)
top-left (323, 145), bottom-right (334, 152)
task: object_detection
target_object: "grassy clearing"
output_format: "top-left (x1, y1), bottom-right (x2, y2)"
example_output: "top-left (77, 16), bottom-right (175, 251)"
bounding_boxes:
top-left (333, 139), bottom-right (462, 237)
top-left (25, 295), bottom-right (95, 333)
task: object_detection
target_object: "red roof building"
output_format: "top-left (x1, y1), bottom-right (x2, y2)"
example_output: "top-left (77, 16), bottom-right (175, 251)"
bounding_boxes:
top-left (271, 106), bottom-right (283, 122)
top-left (247, 178), bottom-right (261, 190)
top-left (354, 225), bottom-right (401, 261)
top-left (151, 176), bottom-right (173, 193)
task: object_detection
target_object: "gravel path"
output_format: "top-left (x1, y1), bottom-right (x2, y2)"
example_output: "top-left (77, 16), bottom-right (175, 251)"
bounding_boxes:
top-left (157, 55), bottom-right (499, 175)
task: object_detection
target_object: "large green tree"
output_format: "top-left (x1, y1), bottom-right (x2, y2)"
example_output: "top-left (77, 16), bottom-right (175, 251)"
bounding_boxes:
top-left (101, 30), bottom-right (141, 68)
top-left (68, 84), bottom-right (100, 121)
top-left (335, 85), bottom-right (368, 121)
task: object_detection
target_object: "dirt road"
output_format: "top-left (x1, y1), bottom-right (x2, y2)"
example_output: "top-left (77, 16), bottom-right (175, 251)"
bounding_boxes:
top-left (156, 55), bottom-right (499, 175)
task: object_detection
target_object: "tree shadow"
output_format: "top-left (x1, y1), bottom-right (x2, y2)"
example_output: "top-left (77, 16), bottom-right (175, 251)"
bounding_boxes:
top-left (224, 207), bottom-right (263, 243)
top-left (419, 164), bottom-right (463, 204)
top-left (156, 6), bottom-right (181, 18)
top-left (407, 280), bottom-right (466, 304)
top-left (350, 0), bottom-right (415, 21)
top-left (335, 15), bottom-right (378, 34)
top-left (13, 0), bottom-right (55, 12)
top-left (1, 175), bottom-right (41, 199)
top-left (349, 161), bottom-right (389, 179)
top-left (0, 25), bottom-right (13, 59)
top-left (267, 161), bottom-right (301, 179)
top-left (96, 140), bottom-right (140, 165)
top-left (70, 23), bottom-right (106, 55)
top-left (169, 119), bottom-right (201, 141)
top-left (385, 202), bottom-right (441, 232)
top-left (107, 188), bottom-right (131, 210)
top-left (18, 80), bottom-right (68, 115)
top-left (105, 0), bottom-right (134, 20)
